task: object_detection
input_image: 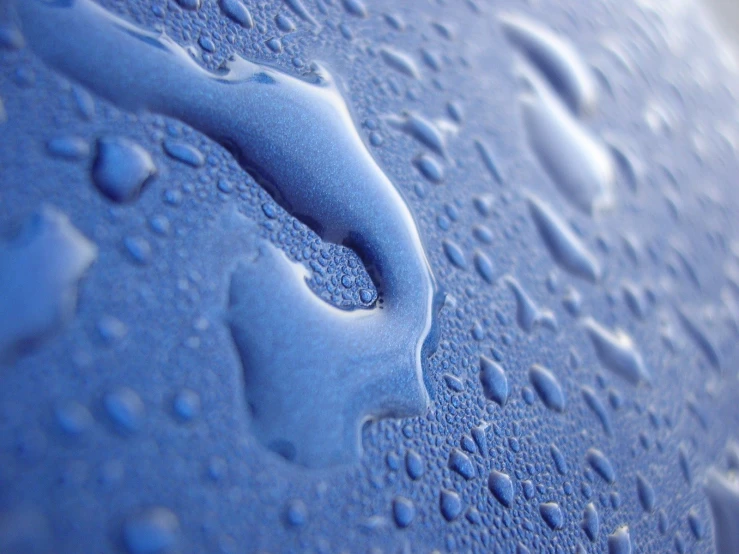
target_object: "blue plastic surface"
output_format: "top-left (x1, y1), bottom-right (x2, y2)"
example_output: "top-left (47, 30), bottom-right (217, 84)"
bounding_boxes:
top-left (1, 0), bottom-right (739, 552)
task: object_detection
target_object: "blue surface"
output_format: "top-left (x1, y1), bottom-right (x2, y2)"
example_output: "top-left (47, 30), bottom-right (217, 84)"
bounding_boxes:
top-left (1, 0), bottom-right (739, 552)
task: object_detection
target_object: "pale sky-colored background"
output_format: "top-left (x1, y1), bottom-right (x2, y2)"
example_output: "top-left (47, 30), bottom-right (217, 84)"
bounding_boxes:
top-left (704, 0), bottom-right (739, 48)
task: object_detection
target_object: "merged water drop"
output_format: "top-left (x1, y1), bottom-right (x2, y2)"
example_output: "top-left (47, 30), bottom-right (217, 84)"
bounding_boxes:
top-left (15, 0), bottom-right (439, 468)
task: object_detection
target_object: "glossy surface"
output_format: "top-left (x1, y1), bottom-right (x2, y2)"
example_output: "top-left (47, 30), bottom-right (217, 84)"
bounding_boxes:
top-left (1, 0), bottom-right (739, 552)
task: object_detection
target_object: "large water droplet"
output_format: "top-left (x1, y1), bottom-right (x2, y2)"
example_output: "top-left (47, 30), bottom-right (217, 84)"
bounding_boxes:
top-left (0, 206), bottom-right (96, 360)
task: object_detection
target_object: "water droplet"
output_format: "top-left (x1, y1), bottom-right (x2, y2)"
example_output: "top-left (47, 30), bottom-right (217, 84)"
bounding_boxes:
top-left (444, 374), bottom-right (464, 392)
top-left (678, 443), bottom-right (692, 484)
top-left (622, 283), bottom-right (647, 320)
top-left (529, 364), bottom-right (566, 412)
top-left (0, 24), bottom-right (24, 51)
top-left (392, 496), bottom-right (415, 528)
top-left (474, 139), bottom-right (502, 183)
top-left (472, 225), bottom-right (494, 245)
top-left (17, 0), bottom-right (440, 470)
top-left (527, 195), bottom-right (601, 282)
top-left (499, 13), bottom-right (597, 115)
top-left (0, 206), bottom-right (96, 360)
top-left (581, 386), bottom-right (612, 435)
top-left (285, 499), bottom-right (307, 527)
top-left (607, 526), bottom-right (632, 554)
top-left (55, 401), bottom-right (93, 437)
top-left (705, 464), bottom-right (739, 554)
top-left (380, 47), bottom-right (420, 79)
top-left (175, 0), bottom-right (200, 10)
top-left (390, 112), bottom-right (446, 156)
top-left (636, 473), bottom-right (655, 512)
top-left (97, 315), bottom-right (127, 344)
top-left (47, 136), bottom-right (89, 160)
top-left (504, 276), bottom-right (554, 333)
top-left (449, 448), bottom-right (475, 480)
top-left (675, 307), bottom-right (721, 371)
top-left (92, 137), bottom-right (156, 203)
top-left (414, 154), bottom-right (444, 183)
top-left (163, 140), bottom-right (204, 168)
top-left (582, 503), bottom-right (599, 542)
top-left (123, 507), bottom-right (179, 554)
top-left (539, 502), bottom-right (564, 530)
top-left (405, 449), bottom-right (424, 480)
top-left (440, 489), bottom-right (463, 521)
top-left (518, 68), bottom-right (614, 214)
top-left (284, 0), bottom-right (318, 26)
top-left (480, 355), bottom-right (509, 406)
top-left (124, 236), bottom-right (153, 265)
top-left (104, 387), bottom-right (144, 434)
top-left (342, 0), bottom-right (367, 18)
top-left (473, 250), bottom-right (495, 284)
top-left (443, 239), bottom-right (467, 269)
top-left (219, 0), bottom-right (254, 28)
top-left (172, 389), bottom-right (201, 423)
top-left (586, 448), bottom-right (616, 484)
top-left (688, 508), bottom-right (705, 539)
top-left (275, 13), bottom-right (296, 33)
top-left (550, 444), bottom-right (569, 475)
top-left (582, 318), bottom-right (650, 384)
top-left (488, 470), bottom-right (514, 507)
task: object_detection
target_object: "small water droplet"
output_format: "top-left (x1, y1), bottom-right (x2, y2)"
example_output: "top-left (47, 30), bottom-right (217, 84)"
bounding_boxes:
top-left (473, 250), bottom-right (495, 284)
top-left (581, 386), bottom-right (612, 435)
top-left (123, 507), bottom-right (179, 554)
top-left (480, 355), bottom-right (508, 406)
top-left (104, 387), bottom-right (144, 434)
top-left (392, 496), bottom-right (415, 528)
top-left (582, 503), bottom-right (599, 542)
top-left (380, 47), bottom-right (420, 79)
top-left (539, 502), bottom-right (564, 530)
top-left (163, 140), bottom-right (204, 168)
top-left (529, 364), bottom-right (566, 412)
top-left (443, 239), bottom-right (467, 269)
top-left (414, 154), bottom-right (444, 183)
top-left (488, 470), bottom-right (514, 507)
top-left (449, 448), bottom-right (475, 480)
top-left (586, 448), bottom-right (616, 484)
top-left (405, 449), bottom-right (424, 480)
top-left (219, 0), bottom-right (254, 28)
top-left (47, 136), bottom-right (89, 160)
top-left (608, 526), bottom-right (631, 554)
top-left (582, 318), bottom-right (650, 384)
top-left (636, 473), bottom-right (656, 512)
top-left (439, 489), bottom-right (463, 521)
top-left (527, 195), bottom-right (601, 282)
top-left (474, 139), bottom-right (502, 183)
top-left (172, 389), bottom-right (201, 422)
top-left (342, 0), bottom-right (367, 18)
